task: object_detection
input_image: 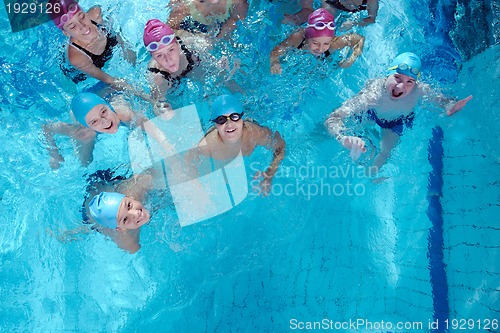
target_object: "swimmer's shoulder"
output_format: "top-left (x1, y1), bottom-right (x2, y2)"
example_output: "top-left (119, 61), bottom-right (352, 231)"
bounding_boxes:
top-left (244, 121), bottom-right (271, 143)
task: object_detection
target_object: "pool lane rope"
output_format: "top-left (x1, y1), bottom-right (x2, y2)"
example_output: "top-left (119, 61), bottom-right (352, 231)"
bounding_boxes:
top-left (426, 126), bottom-right (449, 332)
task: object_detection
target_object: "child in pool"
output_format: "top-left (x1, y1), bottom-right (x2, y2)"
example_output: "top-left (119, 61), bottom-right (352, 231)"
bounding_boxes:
top-left (43, 93), bottom-right (174, 169)
top-left (196, 94), bottom-right (286, 195)
top-left (143, 19), bottom-right (241, 112)
top-left (324, 52), bottom-right (473, 173)
top-left (83, 171), bottom-right (155, 253)
top-left (49, 0), bottom-right (143, 96)
top-left (270, 9), bottom-right (364, 74)
top-left (167, 0), bottom-right (248, 38)
top-left (322, 0), bottom-right (379, 31)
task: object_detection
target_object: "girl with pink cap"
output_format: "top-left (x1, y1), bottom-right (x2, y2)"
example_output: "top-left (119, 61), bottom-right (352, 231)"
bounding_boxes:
top-left (143, 19), bottom-right (201, 105)
top-left (49, 0), bottom-right (136, 94)
top-left (270, 9), bottom-right (364, 74)
top-left (143, 19), bottom-right (240, 108)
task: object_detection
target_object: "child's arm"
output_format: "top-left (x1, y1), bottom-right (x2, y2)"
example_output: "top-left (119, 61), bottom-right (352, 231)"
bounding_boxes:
top-left (251, 123), bottom-right (286, 195)
top-left (217, 0), bottom-right (248, 38)
top-left (42, 122), bottom-right (96, 169)
top-left (325, 82), bottom-right (377, 151)
top-left (333, 33), bottom-right (365, 68)
top-left (270, 30), bottom-right (304, 74)
top-left (421, 84), bottom-right (473, 116)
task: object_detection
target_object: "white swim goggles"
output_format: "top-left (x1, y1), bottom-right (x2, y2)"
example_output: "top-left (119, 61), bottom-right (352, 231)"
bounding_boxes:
top-left (146, 34), bottom-right (176, 52)
top-left (306, 21), bottom-right (335, 31)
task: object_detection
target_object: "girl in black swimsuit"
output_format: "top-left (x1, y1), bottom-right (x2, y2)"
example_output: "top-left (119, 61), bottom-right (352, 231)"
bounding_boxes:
top-left (49, 0), bottom-right (139, 95)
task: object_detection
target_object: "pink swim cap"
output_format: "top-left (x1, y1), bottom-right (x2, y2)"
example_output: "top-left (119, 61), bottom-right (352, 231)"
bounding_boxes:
top-left (143, 19), bottom-right (175, 53)
top-left (305, 9), bottom-right (335, 39)
top-left (48, 0), bottom-right (82, 30)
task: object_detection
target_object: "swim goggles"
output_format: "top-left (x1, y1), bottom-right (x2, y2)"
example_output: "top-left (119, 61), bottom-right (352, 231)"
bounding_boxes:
top-left (58, 3), bottom-right (80, 27)
top-left (146, 34), bottom-right (176, 52)
top-left (212, 112), bottom-right (244, 125)
top-left (387, 63), bottom-right (421, 78)
top-left (306, 21), bottom-right (335, 31)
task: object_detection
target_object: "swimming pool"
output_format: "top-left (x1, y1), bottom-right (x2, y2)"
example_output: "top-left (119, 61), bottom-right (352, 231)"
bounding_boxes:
top-left (0, 0), bottom-right (498, 332)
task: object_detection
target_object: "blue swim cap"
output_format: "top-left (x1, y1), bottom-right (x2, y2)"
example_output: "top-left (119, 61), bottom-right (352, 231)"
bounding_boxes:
top-left (71, 93), bottom-right (114, 127)
top-left (387, 52), bottom-right (422, 80)
top-left (89, 192), bottom-right (125, 229)
top-left (211, 94), bottom-right (243, 120)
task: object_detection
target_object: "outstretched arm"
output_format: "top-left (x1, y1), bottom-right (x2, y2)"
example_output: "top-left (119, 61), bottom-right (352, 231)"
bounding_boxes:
top-left (42, 122), bottom-right (96, 168)
top-left (270, 30), bottom-right (304, 74)
top-left (252, 123), bottom-right (286, 195)
top-left (332, 33), bottom-right (365, 68)
top-left (325, 82), bottom-right (377, 151)
top-left (421, 84), bottom-right (473, 116)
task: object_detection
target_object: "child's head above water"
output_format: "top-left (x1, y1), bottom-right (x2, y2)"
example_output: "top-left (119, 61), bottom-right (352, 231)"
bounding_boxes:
top-left (143, 19), bottom-right (180, 73)
top-left (71, 93), bottom-right (120, 133)
top-left (305, 9), bottom-right (335, 56)
top-left (211, 94), bottom-right (245, 144)
top-left (385, 52), bottom-right (422, 100)
top-left (89, 192), bottom-right (150, 230)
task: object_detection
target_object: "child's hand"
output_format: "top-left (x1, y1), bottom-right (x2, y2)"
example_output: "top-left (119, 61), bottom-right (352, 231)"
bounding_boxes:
top-left (49, 151), bottom-right (64, 169)
top-left (340, 20), bottom-right (355, 31)
top-left (446, 95), bottom-right (473, 116)
top-left (270, 61), bottom-right (282, 75)
top-left (253, 170), bottom-right (273, 196)
top-left (341, 136), bottom-right (367, 153)
top-left (154, 101), bottom-right (174, 119)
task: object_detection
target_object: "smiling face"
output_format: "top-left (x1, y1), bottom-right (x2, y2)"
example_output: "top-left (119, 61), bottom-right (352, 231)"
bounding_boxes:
top-left (385, 73), bottom-right (416, 100)
top-left (115, 197), bottom-right (150, 230)
top-left (215, 115), bottom-right (244, 144)
top-left (62, 10), bottom-right (98, 42)
top-left (306, 36), bottom-right (333, 56)
top-left (84, 104), bottom-right (120, 133)
top-left (152, 41), bottom-right (181, 73)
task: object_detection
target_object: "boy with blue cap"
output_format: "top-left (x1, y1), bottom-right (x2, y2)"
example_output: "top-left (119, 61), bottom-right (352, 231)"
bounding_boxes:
top-left (83, 171), bottom-right (155, 253)
top-left (325, 52), bottom-right (473, 174)
top-left (196, 94), bottom-right (286, 195)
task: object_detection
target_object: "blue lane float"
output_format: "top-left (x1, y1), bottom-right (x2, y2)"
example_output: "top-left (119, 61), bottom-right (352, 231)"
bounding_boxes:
top-left (426, 126), bottom-right (449, 332)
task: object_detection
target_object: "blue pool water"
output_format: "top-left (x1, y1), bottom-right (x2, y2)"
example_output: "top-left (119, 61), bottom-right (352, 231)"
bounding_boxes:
top-left (0, 0), bottom-right (499, 332)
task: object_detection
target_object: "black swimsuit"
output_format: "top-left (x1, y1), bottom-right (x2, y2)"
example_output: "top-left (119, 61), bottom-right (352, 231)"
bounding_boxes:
top-left (297, 38), bottom-right (331, 57)
top-left (325, 0), bottom-right (367, 12)
top-left (147, 38), bottom-right (200, 89)
top-left (61, 21), bottom-right (119, 83)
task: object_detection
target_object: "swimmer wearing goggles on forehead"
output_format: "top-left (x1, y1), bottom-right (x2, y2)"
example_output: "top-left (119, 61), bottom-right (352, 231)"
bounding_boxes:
top-left (270, 8), bottom-right (364, 74)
